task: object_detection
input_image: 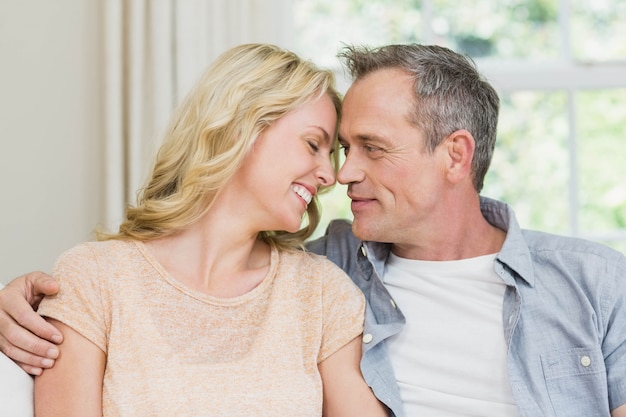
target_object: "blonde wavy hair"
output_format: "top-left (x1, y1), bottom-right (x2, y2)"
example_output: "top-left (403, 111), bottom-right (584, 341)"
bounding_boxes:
top-left (100, 44), bottom-right (342, 249)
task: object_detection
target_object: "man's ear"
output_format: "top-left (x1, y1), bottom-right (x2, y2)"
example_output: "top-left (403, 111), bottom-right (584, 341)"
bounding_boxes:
top-left (444, 129), bottom-right (475, 184)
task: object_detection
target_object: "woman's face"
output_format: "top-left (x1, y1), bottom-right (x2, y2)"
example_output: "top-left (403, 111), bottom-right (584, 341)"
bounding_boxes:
top-left (228, 94), bottom-right (338, 233)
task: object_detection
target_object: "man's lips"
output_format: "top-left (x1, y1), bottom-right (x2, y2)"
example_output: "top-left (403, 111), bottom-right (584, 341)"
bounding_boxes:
top-left (347, 194), bottom-right (375, 210)
top-left (347, 191), bottom-right (373, 202)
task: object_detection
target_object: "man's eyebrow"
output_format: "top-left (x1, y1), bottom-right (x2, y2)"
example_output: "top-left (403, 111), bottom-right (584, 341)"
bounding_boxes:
top-left (341, 133), bottom-right (390, 146)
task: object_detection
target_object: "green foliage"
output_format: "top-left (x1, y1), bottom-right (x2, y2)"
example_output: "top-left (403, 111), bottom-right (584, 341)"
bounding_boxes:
top-left (577, 89), bottom-right (626, 232)
top-left (483, 91), bottom-right (570, 233)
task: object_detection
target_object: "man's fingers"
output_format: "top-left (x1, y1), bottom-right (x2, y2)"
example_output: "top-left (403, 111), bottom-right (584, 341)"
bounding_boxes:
top-left (0, 312), bottom-right (60, 356)
top-left (0, 275), bottom-right (63, 345)
top-left (23, 271), bottom-right (60, 302)
top-left (0, 271), bottom-right (62, 373)
top-left (0, 332), bottom-right (57, 375)
top-left (16, 361), bottom-right (44, 376)
top-left (11, 301), bottom-right (63, 344)
top-left (0, 293), bottom-right (61, 361)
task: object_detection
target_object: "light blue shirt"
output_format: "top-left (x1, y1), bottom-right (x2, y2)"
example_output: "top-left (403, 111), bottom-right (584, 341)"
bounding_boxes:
top-left (307, 197), bottom-right (626, 417)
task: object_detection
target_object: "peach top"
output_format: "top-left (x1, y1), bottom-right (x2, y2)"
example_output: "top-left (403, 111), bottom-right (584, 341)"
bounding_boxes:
top-left (38, 239), bottom-right (364, 417)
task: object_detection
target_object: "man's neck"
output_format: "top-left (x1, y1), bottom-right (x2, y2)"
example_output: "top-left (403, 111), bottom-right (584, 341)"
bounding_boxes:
top-left (390, 198), bottom-right (506, 261)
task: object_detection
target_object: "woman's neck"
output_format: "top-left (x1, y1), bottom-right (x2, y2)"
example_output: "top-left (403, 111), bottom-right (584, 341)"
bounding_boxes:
top-left (144, 212), bottom-right (272, 297)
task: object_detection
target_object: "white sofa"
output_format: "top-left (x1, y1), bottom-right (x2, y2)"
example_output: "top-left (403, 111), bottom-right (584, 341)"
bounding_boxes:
top-left (0, 283), bottom-right (34, 417)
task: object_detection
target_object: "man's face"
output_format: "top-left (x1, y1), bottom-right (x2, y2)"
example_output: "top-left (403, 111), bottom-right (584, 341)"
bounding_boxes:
top-left (338, 68), bottom-right (447, 245)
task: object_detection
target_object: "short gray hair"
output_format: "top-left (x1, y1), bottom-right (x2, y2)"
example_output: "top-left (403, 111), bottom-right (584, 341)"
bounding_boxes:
top-left (339, 44), bottom-right (499, 192)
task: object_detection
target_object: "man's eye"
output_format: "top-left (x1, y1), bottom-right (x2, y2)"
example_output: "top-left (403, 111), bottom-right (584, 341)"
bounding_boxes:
top-left (364, 144), bottom-right (386, 158)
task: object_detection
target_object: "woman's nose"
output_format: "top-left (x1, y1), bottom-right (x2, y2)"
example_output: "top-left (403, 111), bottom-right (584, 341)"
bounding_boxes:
top-left (317, 158), bottom-right (336, 186)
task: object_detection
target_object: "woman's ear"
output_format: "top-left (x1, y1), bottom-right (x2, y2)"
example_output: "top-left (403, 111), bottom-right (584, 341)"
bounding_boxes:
top-left (444, 129), bottom-right (475, 184)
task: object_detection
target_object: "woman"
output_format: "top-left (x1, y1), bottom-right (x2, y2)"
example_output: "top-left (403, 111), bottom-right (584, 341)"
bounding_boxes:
top-left (34, 44), bottom-right (386, 417)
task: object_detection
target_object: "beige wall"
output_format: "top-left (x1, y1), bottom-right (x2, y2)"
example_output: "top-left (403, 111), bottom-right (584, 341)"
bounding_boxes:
top-left (0, 0), bottom-right (104, 284)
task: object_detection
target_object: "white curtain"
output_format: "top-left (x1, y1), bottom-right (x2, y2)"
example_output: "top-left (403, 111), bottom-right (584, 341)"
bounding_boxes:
top-left (102, 0), bottom-right (293, 230)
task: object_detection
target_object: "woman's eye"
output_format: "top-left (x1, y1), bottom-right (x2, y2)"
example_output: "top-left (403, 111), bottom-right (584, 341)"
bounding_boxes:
top-left (308, 141), bottom-right (319, 152)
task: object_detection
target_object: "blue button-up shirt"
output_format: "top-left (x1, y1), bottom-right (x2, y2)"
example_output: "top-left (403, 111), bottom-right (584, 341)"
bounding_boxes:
top-left (307, 197), bottom-right (626, 417)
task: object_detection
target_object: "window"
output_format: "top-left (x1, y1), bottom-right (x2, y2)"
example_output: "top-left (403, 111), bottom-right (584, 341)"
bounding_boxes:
top-left (292, 0), bottom-right (626, 253)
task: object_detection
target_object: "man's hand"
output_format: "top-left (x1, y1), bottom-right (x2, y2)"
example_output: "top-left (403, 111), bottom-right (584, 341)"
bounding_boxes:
top-left (0, 272), bottom-right (63, 375)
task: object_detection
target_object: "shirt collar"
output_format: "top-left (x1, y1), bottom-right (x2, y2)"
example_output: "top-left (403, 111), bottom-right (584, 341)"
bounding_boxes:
top-left (480, 196), bottom-right (536, 287)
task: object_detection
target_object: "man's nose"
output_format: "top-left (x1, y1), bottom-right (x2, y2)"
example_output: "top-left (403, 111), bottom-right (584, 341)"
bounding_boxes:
top-left (337, 153), bottom-right (364, 185)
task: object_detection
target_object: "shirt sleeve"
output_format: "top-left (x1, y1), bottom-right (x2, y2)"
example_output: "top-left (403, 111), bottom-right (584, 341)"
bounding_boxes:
top-left (604, 252), bottom-right (626, 411)
top-left (37, 242), bottom-right (110, 353)
top-left (317, 258), bottom-right (365, 363)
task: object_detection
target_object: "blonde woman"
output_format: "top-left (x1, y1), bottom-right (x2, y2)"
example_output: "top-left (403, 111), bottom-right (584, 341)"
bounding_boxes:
top-left (34, 44), bottom-right (387, 417)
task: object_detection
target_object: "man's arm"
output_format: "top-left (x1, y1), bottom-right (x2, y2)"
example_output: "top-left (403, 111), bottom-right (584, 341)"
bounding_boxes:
top-left (0, 272), bottom-right (63, 375)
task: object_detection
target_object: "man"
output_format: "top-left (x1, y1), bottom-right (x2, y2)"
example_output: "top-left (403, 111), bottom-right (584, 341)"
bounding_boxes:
top-left (1, 44), bottom-right (625, 417)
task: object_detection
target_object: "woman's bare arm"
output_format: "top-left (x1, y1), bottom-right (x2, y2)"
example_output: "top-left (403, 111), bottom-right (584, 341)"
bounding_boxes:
top-left (319, 336), bottom-right (388, 417)
top-left (612, 403), bottom-right (626, 417)
top-left (34, 318), bottom-right (104, 417)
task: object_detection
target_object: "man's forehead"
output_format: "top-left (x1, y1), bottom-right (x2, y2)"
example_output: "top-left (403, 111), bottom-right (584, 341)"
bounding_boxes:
top-left (339, 111), bottom-right (394, 143)
top-left (340, 96), bottom-right (413, 131)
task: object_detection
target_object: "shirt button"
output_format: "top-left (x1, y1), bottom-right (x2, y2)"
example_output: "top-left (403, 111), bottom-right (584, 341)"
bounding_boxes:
top-left (360, 246), bottom-right (367, 257)
top-left (580, 355), bottom-right (591, 367)
top-left (390, 299), bottom-right (397, 309)
top-left (363, 333), bottom-right (373, 344)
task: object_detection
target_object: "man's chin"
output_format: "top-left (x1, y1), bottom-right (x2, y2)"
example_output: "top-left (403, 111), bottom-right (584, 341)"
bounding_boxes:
top-left (351, 220), bottom-right (379, 242)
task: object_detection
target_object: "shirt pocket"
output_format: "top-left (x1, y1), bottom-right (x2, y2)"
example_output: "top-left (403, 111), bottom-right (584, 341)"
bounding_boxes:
top-left (540, 346), bottom-right (610, 417)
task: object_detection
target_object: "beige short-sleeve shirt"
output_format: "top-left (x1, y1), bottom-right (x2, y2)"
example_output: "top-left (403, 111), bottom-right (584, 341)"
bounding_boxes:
top-left (38, 240), bottom-right (365, 417)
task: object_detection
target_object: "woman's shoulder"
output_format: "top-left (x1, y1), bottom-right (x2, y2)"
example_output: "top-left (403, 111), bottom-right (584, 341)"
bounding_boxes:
top-left (55, 239), bottom-right (139, 271)
top-left (63, 239), bottom-right (135, 255)
top-left (280, 247), bottom-right (343, 271)
top-left (276, 248), bottom-right (357, 292)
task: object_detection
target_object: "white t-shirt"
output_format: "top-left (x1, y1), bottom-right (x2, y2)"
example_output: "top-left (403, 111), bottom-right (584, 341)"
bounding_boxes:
top-left (383, 252), bottom-right (521, 416)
